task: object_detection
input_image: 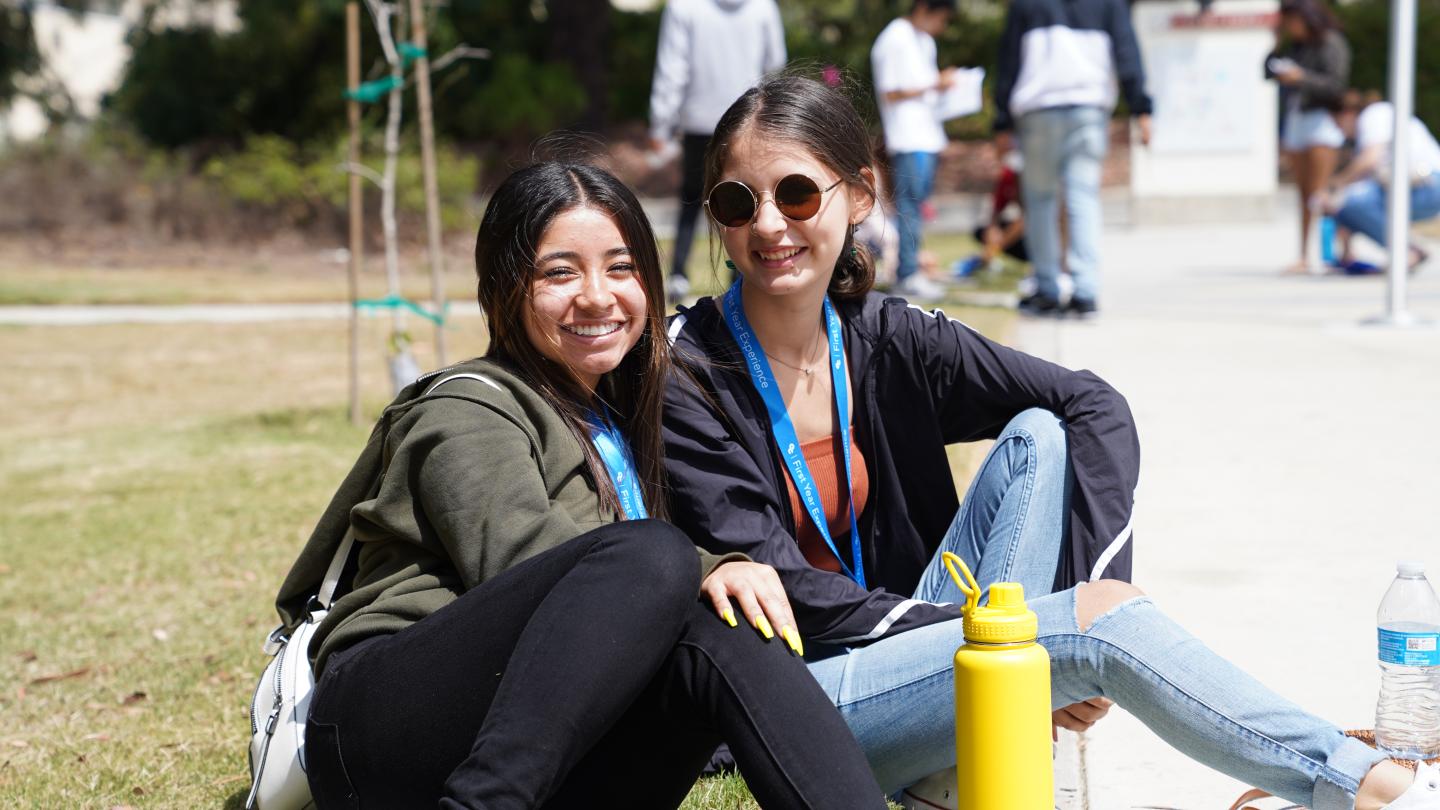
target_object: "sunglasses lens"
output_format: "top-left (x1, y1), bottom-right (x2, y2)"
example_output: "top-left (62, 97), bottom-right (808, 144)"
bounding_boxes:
top-left (775, 175), bottom-right (824, 220)
top-left (708, 182), bottom-right (755, 227)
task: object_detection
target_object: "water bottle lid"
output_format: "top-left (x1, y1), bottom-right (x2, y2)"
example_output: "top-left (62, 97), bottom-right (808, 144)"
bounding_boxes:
top-left (1397, 560), bottom-right (1426, 576)
top-left (942, 552), bottom-right (1038, 643)
top-left (963, 582), bottom-right (1039, 644)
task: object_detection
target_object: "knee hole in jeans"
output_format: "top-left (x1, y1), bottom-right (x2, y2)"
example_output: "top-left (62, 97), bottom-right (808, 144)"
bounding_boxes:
top-left (1074, 580), bottom-right (1145, 633)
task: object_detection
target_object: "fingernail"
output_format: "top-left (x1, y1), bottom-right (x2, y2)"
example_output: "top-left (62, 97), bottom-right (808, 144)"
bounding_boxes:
top-left (753, 615), bottom-right (774, 639)
top-left (722, 608), bottom-right (737, 628)
top-left (781, 625), bottom-right (804, 657)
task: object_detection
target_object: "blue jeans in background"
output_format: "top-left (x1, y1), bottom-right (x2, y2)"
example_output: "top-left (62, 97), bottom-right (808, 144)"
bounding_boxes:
top-left (1334, 176), bottom-right (1440, 248)
top-left (890, 151), bottom-right (939, 283)
top-left (1017, 106), bottom-right (1109, 304)
top-left (805, 410), bottom-right (1387, 807)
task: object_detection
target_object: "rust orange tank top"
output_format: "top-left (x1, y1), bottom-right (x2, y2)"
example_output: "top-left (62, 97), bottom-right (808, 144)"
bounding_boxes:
top-left (782, 433), bottom-right (871, 573)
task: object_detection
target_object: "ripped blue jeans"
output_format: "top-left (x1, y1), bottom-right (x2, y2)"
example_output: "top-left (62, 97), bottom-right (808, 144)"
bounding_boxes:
top-left (805, 410), bottom-right (1384, 808)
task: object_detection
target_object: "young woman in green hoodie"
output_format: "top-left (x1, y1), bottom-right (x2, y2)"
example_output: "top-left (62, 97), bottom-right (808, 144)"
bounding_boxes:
top-left (283, 162), bottom-right (887, 809)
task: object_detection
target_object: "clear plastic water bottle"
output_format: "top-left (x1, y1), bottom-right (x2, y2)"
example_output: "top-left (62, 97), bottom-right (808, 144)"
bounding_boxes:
top-left (1375, 561), bottom-right (1440, 758)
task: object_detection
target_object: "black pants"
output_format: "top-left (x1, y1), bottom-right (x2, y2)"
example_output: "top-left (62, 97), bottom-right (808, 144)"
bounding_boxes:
top-left (305, 520), bottom-right (886, 810)
top-left (671, 133), bottom-right (712, 280)
top-left (972, 220), bottom-right (1029, 262)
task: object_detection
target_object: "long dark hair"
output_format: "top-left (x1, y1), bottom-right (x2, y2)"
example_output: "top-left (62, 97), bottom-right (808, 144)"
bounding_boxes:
top-left (473, 162), bottom-right (670, 521)
top-left (704, 73), bottom-right (880, 303)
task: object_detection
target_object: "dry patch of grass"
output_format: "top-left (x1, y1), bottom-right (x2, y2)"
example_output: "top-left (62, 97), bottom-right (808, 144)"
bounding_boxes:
top-left (0, 231), bottom-right (1014, 307)
top-left (0, 318), bottom-right (485, 441)
top-left (0, 263), bottom-right (481, 307)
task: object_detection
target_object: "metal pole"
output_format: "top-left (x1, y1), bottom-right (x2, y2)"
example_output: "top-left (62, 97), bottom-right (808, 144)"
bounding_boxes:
top-left (1381, 0), bottom-right (1416, 325)
top-left (346, 1), bottom-right (364, 425)
top-left (408, 0), bottom-right (447, 368)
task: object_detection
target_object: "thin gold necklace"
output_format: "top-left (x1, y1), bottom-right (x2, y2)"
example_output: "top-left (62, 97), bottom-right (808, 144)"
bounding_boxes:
top-left (763, 325), bottom-right (825, 377)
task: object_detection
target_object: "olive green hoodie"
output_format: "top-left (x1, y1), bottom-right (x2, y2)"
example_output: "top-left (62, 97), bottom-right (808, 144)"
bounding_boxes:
top-left (272, 357), bottom-right (740, 673)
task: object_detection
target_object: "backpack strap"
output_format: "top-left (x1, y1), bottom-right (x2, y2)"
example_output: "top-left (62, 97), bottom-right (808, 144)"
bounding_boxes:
top-left (309, 372), bottom-right (500, 613)
top-left (270, 367), bottom-right (510, 648)
top-left (315, 531), bottom-right (355, 610)
top-left (424, 371), bottom-right (503, 395)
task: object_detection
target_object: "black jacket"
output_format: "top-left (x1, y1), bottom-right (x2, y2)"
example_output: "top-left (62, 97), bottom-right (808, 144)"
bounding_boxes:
top-left (662, 292), bottom-right (1140, 645)
top-left (1266, 31), bottom-right (1350, 113)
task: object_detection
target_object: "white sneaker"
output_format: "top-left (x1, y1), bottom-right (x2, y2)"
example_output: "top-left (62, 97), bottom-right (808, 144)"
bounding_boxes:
top-left (1388, 761), bottom-right (1440, 809)
top-left (1017, 273), bottom-right (1039, 298)
top-left (896, 273), bottom-right (946, 301)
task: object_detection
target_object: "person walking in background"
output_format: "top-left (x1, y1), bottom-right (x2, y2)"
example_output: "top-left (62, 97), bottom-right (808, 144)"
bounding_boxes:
top-left (649, 0), bottom-right (786, 304)
top-left (1324, 89), bottom-right (1439, 271)
top-left (994, 0), bottom-right (1152, 318)
top-left (871, 0), bottom-right (958, 302)
top-left (1265, 0), bottom-right (1350, 275)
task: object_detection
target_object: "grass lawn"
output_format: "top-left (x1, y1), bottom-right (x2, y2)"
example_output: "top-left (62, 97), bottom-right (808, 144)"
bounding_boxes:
top-left (0, 300), bottom-right (1010, 807)
top-left (0, 231), bottom-right (1020, 307)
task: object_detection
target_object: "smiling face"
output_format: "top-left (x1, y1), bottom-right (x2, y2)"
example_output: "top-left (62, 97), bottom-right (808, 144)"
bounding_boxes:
top-left (715, 132), bottom-right (874, 301)
top-left (522, 206), bottom-right (648, 392)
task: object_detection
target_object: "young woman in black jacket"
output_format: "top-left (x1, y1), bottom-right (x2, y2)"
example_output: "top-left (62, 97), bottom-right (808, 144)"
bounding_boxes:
top-left (660, 74), bottom-right (1434, 809)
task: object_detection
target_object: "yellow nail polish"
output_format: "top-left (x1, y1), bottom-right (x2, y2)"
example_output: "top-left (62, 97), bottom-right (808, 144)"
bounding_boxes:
top-left (781, 626), bottom-right (805, 657)
top-left (722, 608), bottom-right (737, 627)
top-left (753, 615), bottom-right (775, 639)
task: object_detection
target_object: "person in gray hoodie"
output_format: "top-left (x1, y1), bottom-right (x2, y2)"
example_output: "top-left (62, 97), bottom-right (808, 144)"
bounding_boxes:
top-left (648, 0), bottom-right (786, 303)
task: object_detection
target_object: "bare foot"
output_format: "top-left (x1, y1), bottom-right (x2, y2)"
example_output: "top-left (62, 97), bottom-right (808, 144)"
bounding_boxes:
top-left (1355, 759), bottom-right (1417, 809)
top-left (1281, 260), bottom-right (1313, 275)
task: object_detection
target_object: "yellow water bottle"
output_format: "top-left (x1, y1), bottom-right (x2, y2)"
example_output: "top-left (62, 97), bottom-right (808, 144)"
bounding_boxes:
top-left (944, 552), bottom-right (1054, 810)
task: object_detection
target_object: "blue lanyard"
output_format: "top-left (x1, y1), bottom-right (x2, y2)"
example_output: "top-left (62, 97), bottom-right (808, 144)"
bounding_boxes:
top-left (721, 280), bottom-right (866, 588)
top-left (586, 409), bottom-right (649, 521)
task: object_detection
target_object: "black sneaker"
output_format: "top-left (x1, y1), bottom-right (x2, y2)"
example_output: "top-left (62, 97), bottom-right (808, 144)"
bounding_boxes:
top-left (1064, 297), bottom-right (1098, 319)
top-left (1018, 293), bottom-right (1062, 316)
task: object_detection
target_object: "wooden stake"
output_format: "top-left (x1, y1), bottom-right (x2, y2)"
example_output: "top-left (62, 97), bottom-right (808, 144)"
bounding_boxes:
top-left (346, 1), bottom-right (363, 425)
top-left (408, 0), bottom-right (447, 367)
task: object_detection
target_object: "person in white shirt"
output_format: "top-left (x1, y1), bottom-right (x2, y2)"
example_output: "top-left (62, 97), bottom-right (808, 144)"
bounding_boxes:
top-left (871, 0), bottom-right (958, 302)
top-left (648, 0), bottom-right (786, 303)
top-left (1326, 90), bottom-right (1440, 270)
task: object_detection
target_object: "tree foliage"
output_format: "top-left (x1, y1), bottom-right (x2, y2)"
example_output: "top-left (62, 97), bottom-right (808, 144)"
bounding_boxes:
top-left (106, 0), bottom-right (595, 151)
top-left (0, 4), bottom-right (41, 107)
top-left (1333, 0), bottom-right (1440, 129)
top-left (109, 0), bottom-right (356, 149)
top-left (100, 0), bottom-right (1009, 152)
top-left (12, 0), bottom-right (1434, 154)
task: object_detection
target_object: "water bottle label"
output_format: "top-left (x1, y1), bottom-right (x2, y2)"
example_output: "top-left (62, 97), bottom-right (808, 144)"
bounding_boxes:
top-left (1378, 629), bottom-right (1440, 666)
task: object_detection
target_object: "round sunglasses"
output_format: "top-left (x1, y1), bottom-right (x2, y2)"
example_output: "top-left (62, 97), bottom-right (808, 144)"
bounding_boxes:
top-left (704, 174), bottom-right (846, 228)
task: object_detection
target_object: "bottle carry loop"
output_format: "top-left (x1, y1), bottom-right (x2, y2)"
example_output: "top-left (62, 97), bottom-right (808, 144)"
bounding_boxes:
top-left (943, 551), bottom-right (981, 616)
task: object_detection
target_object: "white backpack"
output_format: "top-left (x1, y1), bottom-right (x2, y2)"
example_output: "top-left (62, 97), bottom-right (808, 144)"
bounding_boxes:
top-left (244, 531), bottom-right (353, 810)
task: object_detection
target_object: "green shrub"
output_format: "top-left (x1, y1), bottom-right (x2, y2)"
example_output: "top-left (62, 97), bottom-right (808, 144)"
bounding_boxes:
top-left (1334, 0), bottom-right (1440, 131)
top-left (0, 128), bottom-right (480, 241)
top-left (201, 135), bottom-right (480, 232)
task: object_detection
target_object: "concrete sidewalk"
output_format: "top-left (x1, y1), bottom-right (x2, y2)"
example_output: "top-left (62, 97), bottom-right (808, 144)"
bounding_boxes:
top-left (1009, 208), bottom-right (1440, 807)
